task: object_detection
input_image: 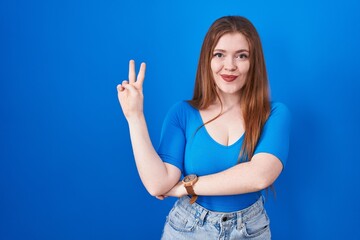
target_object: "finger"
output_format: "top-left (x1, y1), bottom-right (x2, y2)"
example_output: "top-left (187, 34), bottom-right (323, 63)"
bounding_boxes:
top-left (128, 60), bottom-right (136, 84)
top-left (122, 80), bottom-right (129, 85)
top-left (121, 82), bottom-right (137, 94)
top-left (136, 62), bottom-right (146, 86)
top-left (155, 196), bottom-right (164, 200)
top-left (117, 84), bottom-right (124, 92)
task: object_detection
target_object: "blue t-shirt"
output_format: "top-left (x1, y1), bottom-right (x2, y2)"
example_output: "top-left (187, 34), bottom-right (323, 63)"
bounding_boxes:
top-left (157, 101), bottom-right (291, 212)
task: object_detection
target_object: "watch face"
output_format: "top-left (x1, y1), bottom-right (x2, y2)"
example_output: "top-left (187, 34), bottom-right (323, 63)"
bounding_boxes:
top-left (184, 174), bottom-right (197, 183)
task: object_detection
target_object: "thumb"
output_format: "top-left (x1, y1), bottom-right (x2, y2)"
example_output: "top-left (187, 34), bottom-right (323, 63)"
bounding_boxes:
top-left (117, 84), bottom-right (124, 92)
top-left (121, 82), bottom-right (138, 95)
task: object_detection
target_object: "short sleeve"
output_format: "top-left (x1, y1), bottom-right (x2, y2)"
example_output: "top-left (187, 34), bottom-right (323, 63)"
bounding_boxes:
top-left (157, 102), bottom-right (187, 173)
top-left (254, 102), bottom-right (291, 167)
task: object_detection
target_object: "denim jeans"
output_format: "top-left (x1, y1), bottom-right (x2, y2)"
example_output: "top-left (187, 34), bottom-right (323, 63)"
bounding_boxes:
top-left (161, 196), bottom-right (270, 240)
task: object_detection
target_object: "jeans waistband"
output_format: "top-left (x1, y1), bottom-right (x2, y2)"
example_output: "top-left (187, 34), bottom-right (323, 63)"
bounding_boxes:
top-left (175, 195), bottom-right (264, 227)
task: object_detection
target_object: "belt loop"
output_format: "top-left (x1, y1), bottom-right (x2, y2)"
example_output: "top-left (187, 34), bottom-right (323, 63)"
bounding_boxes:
top-left (236, 212), bottom-right (243, 230)
top-left (198, 209), bottom-right (208, 226)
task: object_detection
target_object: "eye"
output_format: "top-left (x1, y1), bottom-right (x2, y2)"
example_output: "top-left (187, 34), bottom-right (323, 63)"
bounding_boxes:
top-left (237, 53), bottom-right (248, 59)
top-left (213, 53), bottom-right (224, 58)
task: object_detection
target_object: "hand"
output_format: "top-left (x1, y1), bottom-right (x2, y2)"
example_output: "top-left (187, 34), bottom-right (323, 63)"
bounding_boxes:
top-left (155, 181), bottom-right (187, 200)
top-left (117, 60), bottom-right (146, 120)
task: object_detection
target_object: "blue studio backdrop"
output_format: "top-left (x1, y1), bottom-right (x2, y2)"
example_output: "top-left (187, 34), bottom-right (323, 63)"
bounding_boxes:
top-left (1, 0), bottom-right (360, 239)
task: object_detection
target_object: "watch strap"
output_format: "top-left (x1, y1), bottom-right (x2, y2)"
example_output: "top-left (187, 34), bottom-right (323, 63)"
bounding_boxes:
top-left (185, 185), bottom-right (196, 196)
top-left (189, 195), bottom-right (198, 204)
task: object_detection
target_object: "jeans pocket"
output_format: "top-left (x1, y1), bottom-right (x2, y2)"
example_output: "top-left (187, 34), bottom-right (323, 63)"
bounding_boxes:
top-left (167, 207), bottom-right (198, 233)
top-left (243, 210), bottom-right (270, 238)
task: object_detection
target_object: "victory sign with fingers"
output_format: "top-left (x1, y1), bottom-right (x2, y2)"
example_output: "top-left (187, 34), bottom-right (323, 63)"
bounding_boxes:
top-left (117, 60), bottom-right (146, 120)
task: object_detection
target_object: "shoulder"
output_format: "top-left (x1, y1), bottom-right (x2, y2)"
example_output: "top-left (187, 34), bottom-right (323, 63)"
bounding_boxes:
top-left (264, 102), bottom-right (291, 127)
top-left (269, 102), bottom-right (291, 119)
top-left (164, 101), bottom-right (197, 126)
top-left (167, 100), bottom-right (197, 116)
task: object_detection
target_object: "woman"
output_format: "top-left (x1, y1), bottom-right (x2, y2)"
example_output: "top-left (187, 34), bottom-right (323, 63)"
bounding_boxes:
top-left (117, 16), bottom-right (290, 239)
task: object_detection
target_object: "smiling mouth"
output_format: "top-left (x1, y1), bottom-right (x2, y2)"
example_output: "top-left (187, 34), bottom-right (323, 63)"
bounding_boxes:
top-left (220, 74), bottom-right (238, 82)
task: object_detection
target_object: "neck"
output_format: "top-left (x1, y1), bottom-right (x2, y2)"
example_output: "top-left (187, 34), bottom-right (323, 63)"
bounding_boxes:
top-left (215, 91), bottom-right (242, 111)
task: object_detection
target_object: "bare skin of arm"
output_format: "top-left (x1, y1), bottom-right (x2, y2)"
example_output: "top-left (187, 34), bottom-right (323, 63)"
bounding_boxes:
top-left (117, 60), bottom-right (181, 196)
top-left (158, 153), bottom-right (283, 199)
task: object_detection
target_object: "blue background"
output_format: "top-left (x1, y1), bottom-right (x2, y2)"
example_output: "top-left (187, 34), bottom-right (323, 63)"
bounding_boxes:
top-left (1, 0), bottom-right (359, 239)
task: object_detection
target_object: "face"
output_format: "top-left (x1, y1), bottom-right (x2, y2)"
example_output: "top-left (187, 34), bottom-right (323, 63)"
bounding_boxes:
top-left (210, 32), bottom-right (250, 96)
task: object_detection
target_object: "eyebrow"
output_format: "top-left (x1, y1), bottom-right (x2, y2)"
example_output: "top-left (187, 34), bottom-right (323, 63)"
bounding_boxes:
top-left (213, 49), bottom-right (249, 53)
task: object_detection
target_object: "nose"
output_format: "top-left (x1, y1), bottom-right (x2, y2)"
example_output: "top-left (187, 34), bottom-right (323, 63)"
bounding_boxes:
top-left (224, 57), bottom-right (237, 71)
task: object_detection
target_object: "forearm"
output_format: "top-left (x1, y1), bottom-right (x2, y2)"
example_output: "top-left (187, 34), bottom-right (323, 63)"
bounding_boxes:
top-left (127, 114), bottom-right (178, 196)
top-left (163, 162), bottom-right (263, 198)
top-left (192, 154), bottom-right (282, 196)
top-left (193, 163), bottom-right (262, 196)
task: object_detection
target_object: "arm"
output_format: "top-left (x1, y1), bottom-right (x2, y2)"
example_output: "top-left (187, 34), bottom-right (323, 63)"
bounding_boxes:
top-left (117, 60), bottom-right (181, 196)
top-left (194, 153), bottom-right (282, 195)
top-left (163, 153), bottom-right (283, 198)
top-left (127, 115), bottom-right (181, 196)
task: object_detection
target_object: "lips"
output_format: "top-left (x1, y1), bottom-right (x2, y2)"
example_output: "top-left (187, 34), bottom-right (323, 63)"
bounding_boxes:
top-left (220, 74), bottom-right (238, 82)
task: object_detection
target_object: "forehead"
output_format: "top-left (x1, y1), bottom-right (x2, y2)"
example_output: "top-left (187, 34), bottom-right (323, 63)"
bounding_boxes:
top-left (214, 32), bottom-right (249, 51)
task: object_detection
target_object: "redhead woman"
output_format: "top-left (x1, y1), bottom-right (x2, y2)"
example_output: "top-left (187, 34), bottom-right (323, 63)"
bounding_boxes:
top-left (117, 16), bottom-right (291, 240)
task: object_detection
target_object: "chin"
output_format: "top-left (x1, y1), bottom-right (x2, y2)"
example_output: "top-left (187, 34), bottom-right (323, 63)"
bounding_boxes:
top-left (218, 87), bottom-right (243, 95)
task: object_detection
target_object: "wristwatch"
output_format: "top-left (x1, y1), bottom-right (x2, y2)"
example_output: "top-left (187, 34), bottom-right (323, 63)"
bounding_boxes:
top-left (182, 174), bottom-right (198, 204)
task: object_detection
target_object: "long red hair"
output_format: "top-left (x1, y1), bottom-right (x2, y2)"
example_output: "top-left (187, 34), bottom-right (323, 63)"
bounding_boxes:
top-left (188, 16), bottom-right (271, 162)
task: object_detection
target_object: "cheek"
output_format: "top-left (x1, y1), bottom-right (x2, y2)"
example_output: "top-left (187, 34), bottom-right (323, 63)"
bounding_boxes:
top-left (211, 59), bottom-right (222, 73)
top-left (238, 62), bottom-right (250, 75)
